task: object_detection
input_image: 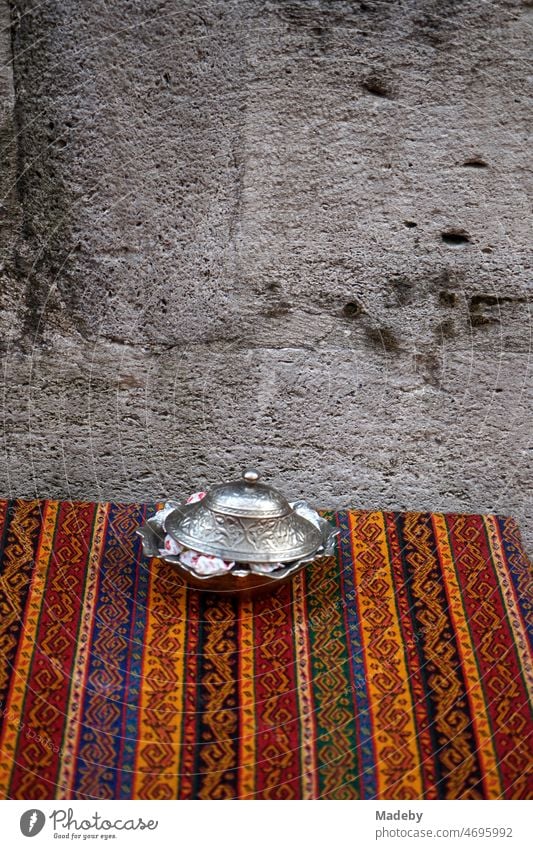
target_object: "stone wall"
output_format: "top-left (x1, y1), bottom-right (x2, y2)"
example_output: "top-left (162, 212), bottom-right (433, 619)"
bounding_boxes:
top-left (1, 0), bottom-right (531, 549)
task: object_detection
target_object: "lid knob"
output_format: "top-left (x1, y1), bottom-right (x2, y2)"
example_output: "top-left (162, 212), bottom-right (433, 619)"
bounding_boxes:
top-left (242, 469), bottom-right (260, 484)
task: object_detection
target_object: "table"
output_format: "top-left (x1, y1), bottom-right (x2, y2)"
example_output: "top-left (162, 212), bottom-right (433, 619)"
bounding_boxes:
top-left (0, 500), bottom-right (531, 799)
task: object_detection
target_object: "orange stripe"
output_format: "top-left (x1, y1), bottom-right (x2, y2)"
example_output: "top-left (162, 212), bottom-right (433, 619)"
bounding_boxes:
top-left (238, 597), bottom-right (256, 798)
top-left (56, 502), bottom-right (109, 798)
top-left (432, 514), bottom-right (503, 798)
top-left (132, 558), bottom-right (187, 799)
top-left (0, 500), bottom-right (60, 796)
top-left (292, 571), bottom-right (318, 799)
top-left (348, 511), bottom-right (423, 799)
top-left (484, 516), bottom-right (533, 694)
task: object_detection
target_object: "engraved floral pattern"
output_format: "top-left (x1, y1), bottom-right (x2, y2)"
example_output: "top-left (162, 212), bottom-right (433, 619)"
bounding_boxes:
top-left (169, 507), bottom-right (318, 557)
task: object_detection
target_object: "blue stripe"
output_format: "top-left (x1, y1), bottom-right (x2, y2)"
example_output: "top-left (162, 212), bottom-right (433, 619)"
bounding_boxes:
top-left (73, 502), bottom-right (147, 798)
top-left (497, 517), bottom-right (532, 645)
top-left (336, 510), bottom-right (378, 799)
top-left (117, 503), bottom-right (151, 798)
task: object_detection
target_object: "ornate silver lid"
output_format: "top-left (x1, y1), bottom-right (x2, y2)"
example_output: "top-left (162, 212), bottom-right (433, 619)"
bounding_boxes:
top-left (163, 469), bottom-right (323, 563)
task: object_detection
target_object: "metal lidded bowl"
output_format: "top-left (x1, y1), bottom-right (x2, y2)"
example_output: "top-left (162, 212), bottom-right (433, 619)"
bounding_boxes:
top-left (165, 469), bottom-right (323, 563)
top-left (136, 469), bottom-right (339, 594)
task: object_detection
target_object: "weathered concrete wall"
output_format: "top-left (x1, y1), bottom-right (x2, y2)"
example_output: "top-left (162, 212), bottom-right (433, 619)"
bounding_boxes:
top-left (1, 0), bottom-right (531, 549)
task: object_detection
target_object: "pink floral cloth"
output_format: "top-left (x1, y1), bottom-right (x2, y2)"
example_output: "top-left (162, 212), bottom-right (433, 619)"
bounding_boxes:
top-left (160, 491), bottom-right (234, 576)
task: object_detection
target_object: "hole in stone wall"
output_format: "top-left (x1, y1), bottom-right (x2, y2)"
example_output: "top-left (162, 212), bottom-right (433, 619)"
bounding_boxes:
top-left (361, 74), bottom-right (392, 98)
top-left (439, 290), bottom-right (457, 306)
top-left (462, 157), bottom-right (488, 168)
top-left (441, 230), bottom-right (470, 245)
top-left (391, 276), bottom-right (413, 305)
top-left (469, 313), bottom-right (499, 327)
top-left (403, 221), bottom-right (417, 228)
top-left (470, 294), bottom-right (515, 309)
top-left (343, 301), bottom-right (363, 318)
top-left (264, 303), bottom-right (291, 318)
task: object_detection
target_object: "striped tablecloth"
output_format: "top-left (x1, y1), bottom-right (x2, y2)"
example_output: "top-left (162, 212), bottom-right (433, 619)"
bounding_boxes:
top-left (0, 500), bottom-right (531, 800)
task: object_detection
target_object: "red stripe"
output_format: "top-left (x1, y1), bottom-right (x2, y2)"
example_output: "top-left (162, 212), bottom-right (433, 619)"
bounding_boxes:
top-left (9, 501), bottom-right (97, 798)
top-left (252, 585), bottom-right (301, 799)
top-left (446, 514), bottom-right (532, 798)
top-left (0, 500), bottom-right (8, 540)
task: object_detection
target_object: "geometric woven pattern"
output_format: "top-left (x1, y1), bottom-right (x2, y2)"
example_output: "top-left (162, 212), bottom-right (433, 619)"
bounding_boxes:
top-left (0, 500), bottom-right (531, 799)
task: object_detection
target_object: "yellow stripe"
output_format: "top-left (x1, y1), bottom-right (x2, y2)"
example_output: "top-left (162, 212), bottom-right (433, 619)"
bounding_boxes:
top-left (238, 597), bottom-right (256, 799)
top-left (132, 558), bottom-right (187, 799)
top-left (349, 511), bottom-right (423, 799)
top-left (0, 501), bottom-right (41, 699)
top-left (432, 514), bottom-right (503, 798)
top-left (483, 516), bottom-right (533, 694)
top-left (292, 571), bottom-right (318, 799)
top-left (0, 500), bottom-right (60, 797)
top-left (56, 502), bottom-right (108, 798)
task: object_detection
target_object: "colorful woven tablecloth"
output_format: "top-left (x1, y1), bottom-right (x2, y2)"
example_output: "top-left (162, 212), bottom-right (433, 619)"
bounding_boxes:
top-left (0, 500), bottom-right (531, 800)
